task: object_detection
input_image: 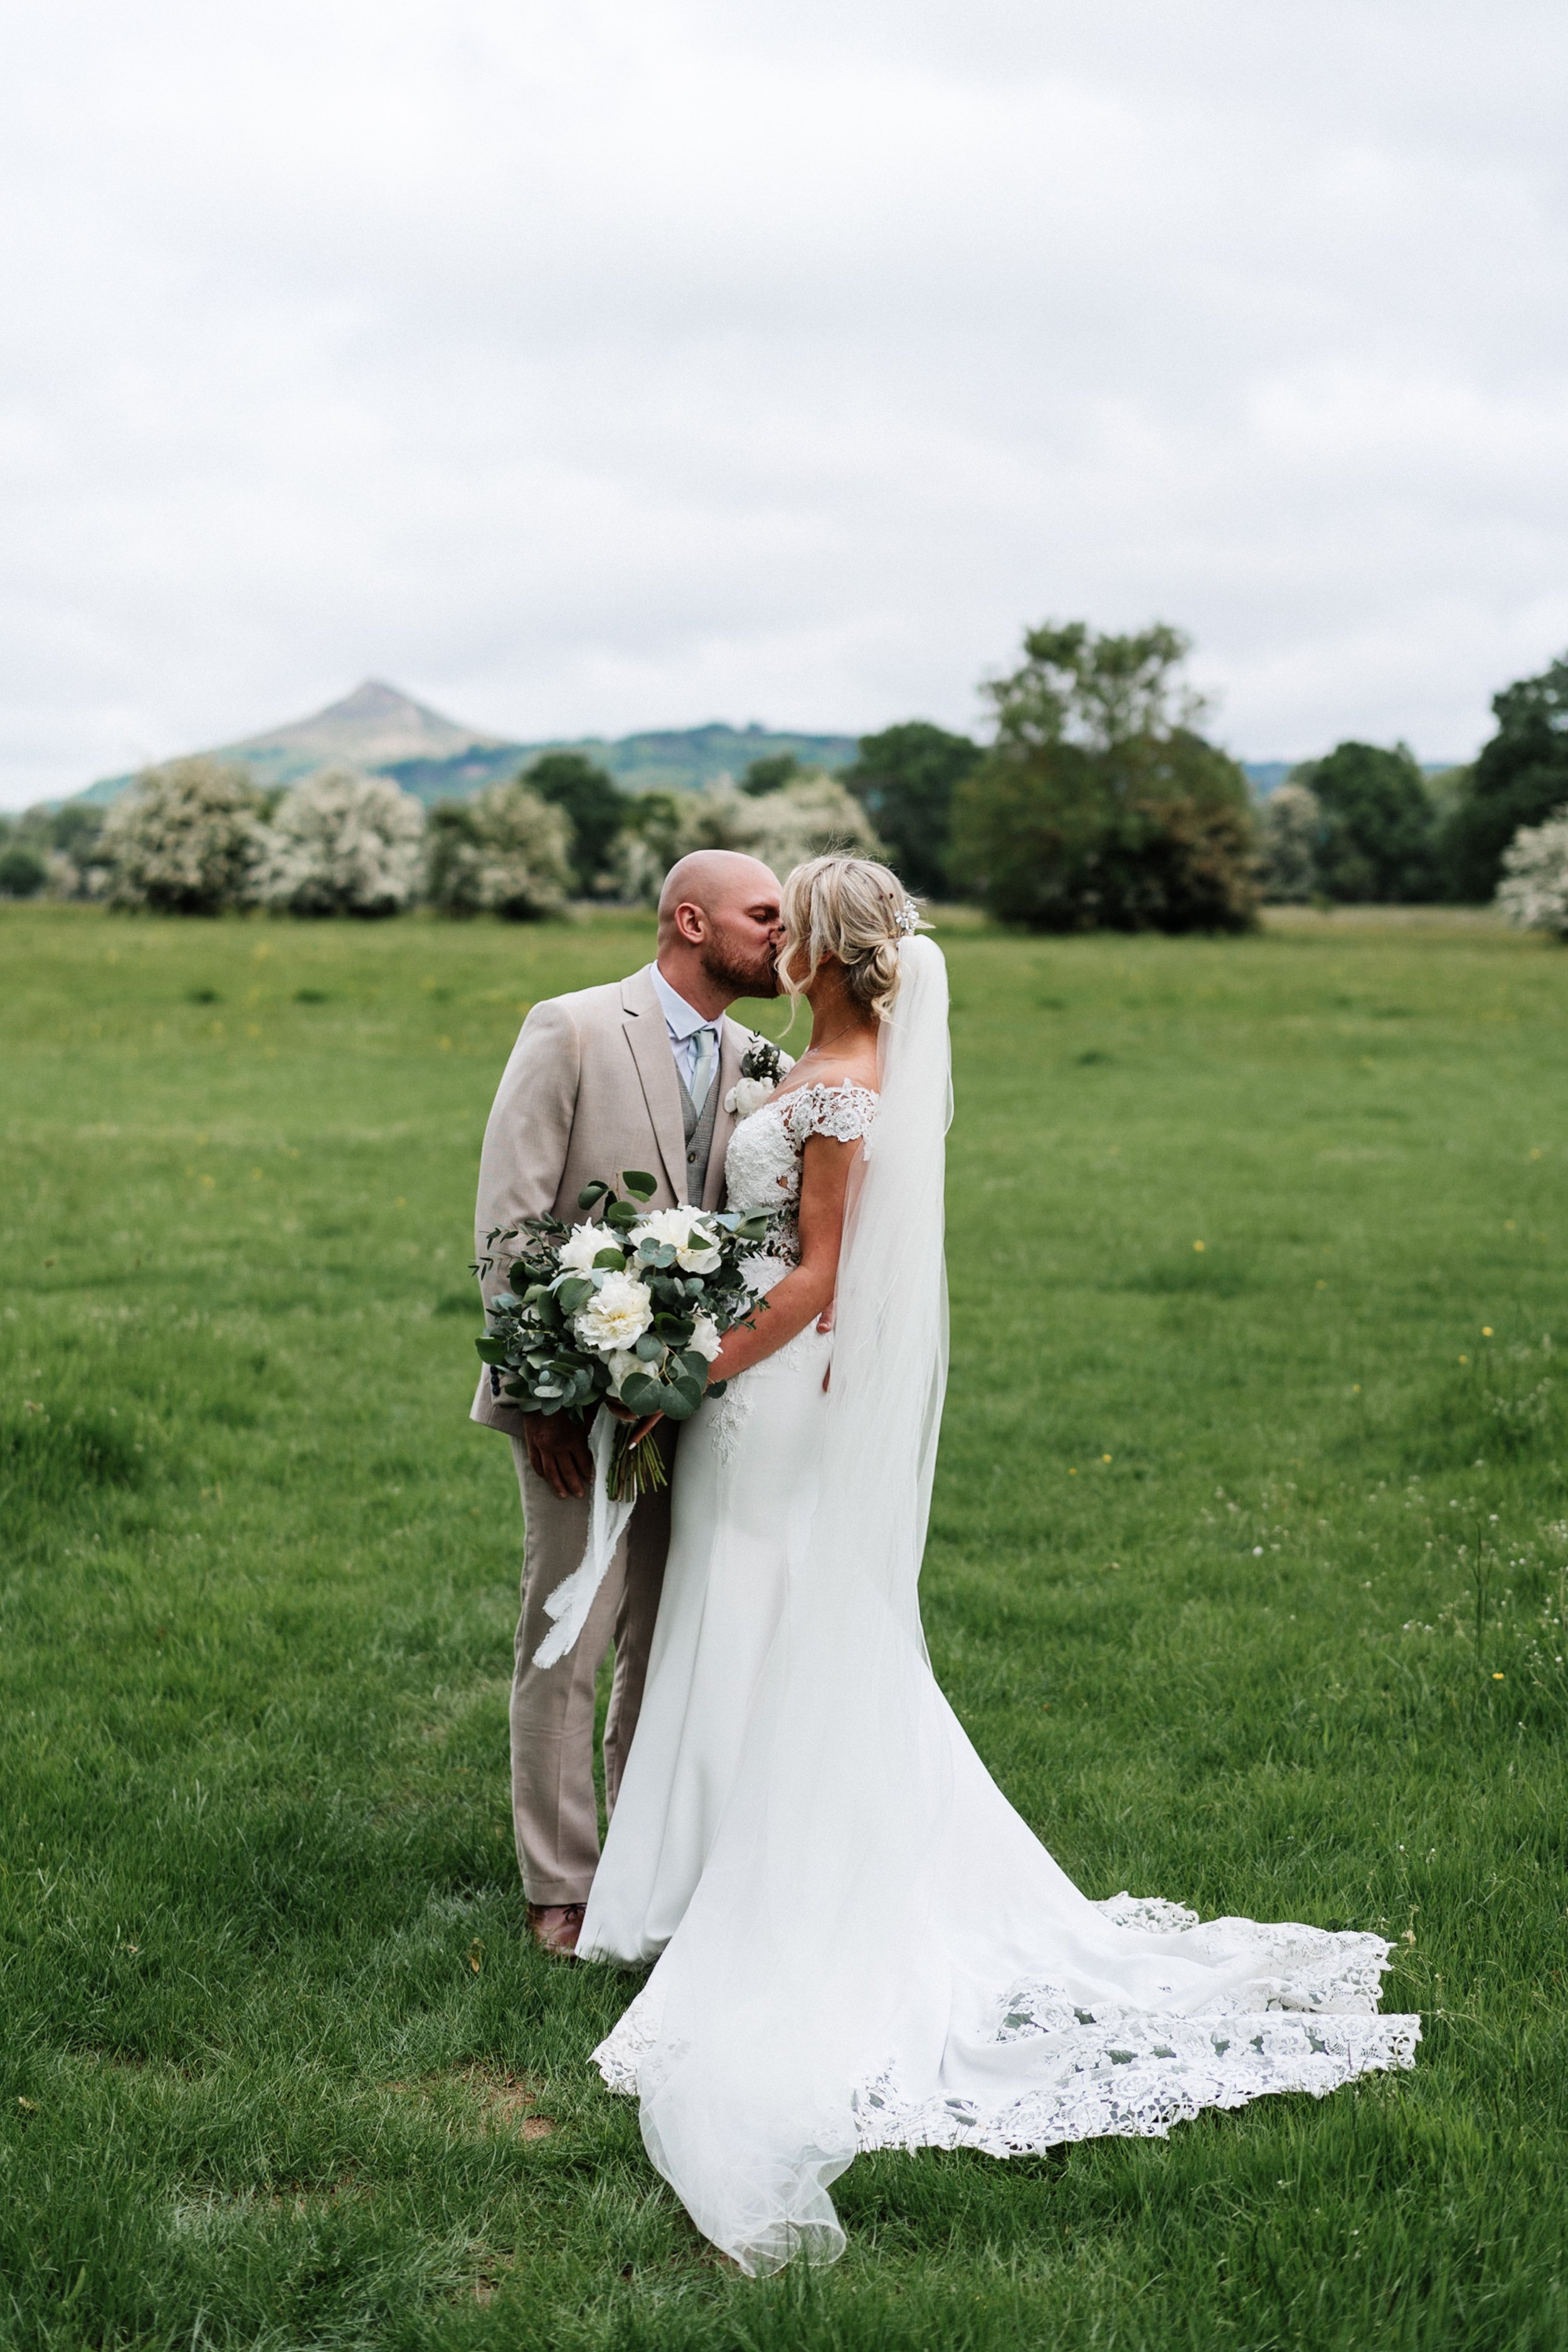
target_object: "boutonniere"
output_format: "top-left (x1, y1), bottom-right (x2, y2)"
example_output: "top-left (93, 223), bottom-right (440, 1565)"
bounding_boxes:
top-left (724, 1035), bottom-right (795, 1119)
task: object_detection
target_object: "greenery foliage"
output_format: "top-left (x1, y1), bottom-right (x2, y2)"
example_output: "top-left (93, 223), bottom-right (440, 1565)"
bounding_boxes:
top-left (950, 624), bottom-right (1256, 932)
top-left (3, 904), bottom-right (1566, 2349)
top-left (739, 752), bottom-right (804, 797)
top-left (1288, 742), bottom-right (1439, 904)
top-left (100, 757), bottom-right (268, 915)
top-left (257, 766), bottom-right (427, 918)
top-left (524, 752), bottom-right (627, 897)
top-left (844, 720), bottom-right (981, 898)
top-left (0, 799), bottom-right (110, 900)
top-left (1441, 650), bottom-right (1568, 903)
top-left (425, 781), bottom-right (574, 920)
top-left (0, 842), bottom-right (49, 898)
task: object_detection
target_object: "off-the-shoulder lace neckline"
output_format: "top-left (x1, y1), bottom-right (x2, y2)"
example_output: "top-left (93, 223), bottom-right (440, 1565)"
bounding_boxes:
top-left (771, 1076), bottom-right (880, 1110)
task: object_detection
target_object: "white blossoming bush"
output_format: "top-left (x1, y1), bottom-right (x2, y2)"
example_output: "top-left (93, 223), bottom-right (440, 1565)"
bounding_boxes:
top-left (612, 771), bottom-right (879, 902)
top-left (257, 766), bottom-right (426, 917)
top-left (426, 780), bottom-right (573, 920)
top-left (1255, 781), bottom-right (1322, 904)
top-left (1496, 806), bottom-right (1568, 940)
top-left (101, 758), bottom-right (268, 914)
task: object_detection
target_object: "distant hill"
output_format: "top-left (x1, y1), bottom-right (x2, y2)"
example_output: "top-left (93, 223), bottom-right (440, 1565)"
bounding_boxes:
top-left (1242, 758), bottom-right (1464, 801)
top-left (77, 682), bottom-right (859, 808)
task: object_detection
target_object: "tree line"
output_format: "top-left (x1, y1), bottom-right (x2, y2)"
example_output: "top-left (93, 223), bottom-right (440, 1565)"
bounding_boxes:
top-left (4, 628), bottom-right (1567, 934)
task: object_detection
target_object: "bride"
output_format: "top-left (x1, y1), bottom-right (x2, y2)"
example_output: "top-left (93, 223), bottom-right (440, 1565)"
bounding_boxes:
top-left (578, 854), bottom-right (1419, 2274)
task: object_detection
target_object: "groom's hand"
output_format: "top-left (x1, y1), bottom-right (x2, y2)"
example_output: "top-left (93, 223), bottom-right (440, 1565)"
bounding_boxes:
top-left (523, 1410), bottom-right (593, 1501)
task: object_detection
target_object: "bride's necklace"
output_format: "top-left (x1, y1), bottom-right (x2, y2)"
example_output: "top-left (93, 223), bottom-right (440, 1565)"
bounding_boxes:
top-left (802, 1016), bottom-right (865, 1062)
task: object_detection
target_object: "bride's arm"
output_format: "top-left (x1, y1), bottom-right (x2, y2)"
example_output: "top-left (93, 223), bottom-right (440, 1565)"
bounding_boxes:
top-left (706, 1132), bottom-right (859, 1384)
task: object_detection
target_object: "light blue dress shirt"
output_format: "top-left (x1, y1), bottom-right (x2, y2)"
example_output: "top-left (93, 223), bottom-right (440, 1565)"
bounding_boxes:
top-left (649, 961), bottom-right (719, 1104)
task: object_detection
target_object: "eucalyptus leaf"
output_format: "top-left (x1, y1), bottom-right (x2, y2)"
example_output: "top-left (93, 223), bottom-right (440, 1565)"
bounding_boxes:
top-left (619, 1373), bottom-right (664, 1417)
top-left (578, 1180), bottom-right (610, 1210)
top-left (623, 1169), bottom-right (657, 1200)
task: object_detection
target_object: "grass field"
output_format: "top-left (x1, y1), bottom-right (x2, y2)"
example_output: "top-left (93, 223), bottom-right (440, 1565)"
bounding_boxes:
top-left (3, 901), bottom-right (1567, 2352)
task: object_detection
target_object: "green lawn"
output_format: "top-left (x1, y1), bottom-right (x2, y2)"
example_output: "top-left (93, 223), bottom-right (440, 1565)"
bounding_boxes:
top-left (3, 902), bottom-right (1566, 2352)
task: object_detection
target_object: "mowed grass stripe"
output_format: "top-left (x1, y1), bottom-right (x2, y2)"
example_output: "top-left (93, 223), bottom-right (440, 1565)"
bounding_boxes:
top-left (2, 902), bottom-right (1565, 2351)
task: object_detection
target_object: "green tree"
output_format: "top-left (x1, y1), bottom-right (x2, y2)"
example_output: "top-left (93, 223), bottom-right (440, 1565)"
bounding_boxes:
top-left (843, 721), bottom-right (980, 897)
top-left (523, 752), bottom-right (625, 895)
top-left (1440, 651), bottom-right (1568, 902)
top-left (1289, 740), bottom-right (1437, 902)
top-left (739, 753), bottom-right (802, 797)
top-left (949, 622), bottom-right (1255, 933)
top-left (0, 844), bottom-right (48, 898)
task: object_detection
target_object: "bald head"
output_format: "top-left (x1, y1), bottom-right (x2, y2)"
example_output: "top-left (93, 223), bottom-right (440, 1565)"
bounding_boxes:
top-left (657, 850), bottom-right (780, 941)
top-left (655, 849), bottom-right (783, 1014)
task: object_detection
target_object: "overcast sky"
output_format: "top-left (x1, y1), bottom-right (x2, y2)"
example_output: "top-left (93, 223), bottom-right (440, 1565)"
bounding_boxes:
top-left (2, 0), bottom-right (1565, 807)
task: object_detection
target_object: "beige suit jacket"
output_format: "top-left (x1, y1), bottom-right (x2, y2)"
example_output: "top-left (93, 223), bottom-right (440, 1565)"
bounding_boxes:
top-left (470, 963), bottom-right (751, 1435)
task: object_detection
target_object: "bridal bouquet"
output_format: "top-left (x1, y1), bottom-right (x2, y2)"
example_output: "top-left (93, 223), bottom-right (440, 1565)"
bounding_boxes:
top-left (475, 1170), bottom-right (772, 1501)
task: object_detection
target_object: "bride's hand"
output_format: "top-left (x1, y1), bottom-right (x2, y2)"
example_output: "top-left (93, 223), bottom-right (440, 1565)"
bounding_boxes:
top-left (607, 1397), bottom-right (665, 1444)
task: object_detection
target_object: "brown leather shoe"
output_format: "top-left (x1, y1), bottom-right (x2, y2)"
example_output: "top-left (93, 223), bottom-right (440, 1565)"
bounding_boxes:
top-left (527, 1902), bottom-right (585, 1957)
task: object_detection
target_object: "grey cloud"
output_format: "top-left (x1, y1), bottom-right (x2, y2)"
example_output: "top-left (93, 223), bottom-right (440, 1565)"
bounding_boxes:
top-left (1, 0), bottom-right (1566, 804)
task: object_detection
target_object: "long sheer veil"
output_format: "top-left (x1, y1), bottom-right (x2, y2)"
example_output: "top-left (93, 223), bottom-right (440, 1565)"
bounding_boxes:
top-left (631, 932), bottom-right (954, 2270)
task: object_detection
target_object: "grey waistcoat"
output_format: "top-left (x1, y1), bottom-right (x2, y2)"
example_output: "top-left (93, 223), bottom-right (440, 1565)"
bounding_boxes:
top-left (675, 1063), bottom-right (722, 1206)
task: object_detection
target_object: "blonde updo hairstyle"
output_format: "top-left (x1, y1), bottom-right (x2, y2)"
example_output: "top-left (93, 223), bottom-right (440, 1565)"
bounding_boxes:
top-left (778, 854), bottom-right (914, 1024)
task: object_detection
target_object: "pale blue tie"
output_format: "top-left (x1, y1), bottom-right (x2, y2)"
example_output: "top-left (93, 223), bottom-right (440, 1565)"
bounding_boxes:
top-left (689, 1025), bottom-right (718, 1114)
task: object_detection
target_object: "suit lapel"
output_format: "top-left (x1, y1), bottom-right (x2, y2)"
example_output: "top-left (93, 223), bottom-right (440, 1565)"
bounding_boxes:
top-left (702, 1018), bottom-right (746, 1210)
top-left (621, 967), bottom-right (687, 1205)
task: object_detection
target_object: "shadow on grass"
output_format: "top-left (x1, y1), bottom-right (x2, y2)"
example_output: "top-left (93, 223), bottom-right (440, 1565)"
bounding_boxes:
top-left (0, 1408), bottom-right (147, 1510)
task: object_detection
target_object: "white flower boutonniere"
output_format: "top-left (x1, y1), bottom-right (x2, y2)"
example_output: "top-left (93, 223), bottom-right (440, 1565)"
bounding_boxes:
top-left (724, 1035), bottom-right (795, 1119)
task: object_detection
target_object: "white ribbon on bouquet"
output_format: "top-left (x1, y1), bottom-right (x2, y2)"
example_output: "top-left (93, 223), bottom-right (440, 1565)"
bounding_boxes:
top-left (531, 1408), bottom-right (637, 1668)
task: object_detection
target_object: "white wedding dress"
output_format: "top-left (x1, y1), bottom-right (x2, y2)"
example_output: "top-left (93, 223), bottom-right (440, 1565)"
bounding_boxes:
top-left (579, 938), bottom-right (1420, 2275)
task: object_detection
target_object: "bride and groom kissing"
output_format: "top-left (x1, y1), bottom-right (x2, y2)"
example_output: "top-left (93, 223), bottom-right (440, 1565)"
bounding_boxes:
top-left (471, 849), bottom-right (1420, 2276)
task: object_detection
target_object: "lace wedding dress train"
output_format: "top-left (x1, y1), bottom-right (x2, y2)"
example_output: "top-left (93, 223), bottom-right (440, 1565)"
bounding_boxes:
top-left (578, 942), bottom-right (1419, 2274)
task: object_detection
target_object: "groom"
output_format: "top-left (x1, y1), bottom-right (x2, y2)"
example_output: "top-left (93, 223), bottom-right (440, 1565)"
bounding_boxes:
top-left (472, 849), bottom-right (783, 1956)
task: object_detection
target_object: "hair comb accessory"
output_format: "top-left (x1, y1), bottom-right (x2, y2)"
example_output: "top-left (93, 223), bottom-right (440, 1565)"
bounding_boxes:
top-left (894, 897), bottom-right (921, 936)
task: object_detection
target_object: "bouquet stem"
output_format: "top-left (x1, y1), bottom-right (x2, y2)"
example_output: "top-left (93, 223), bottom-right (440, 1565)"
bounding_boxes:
top-left (607, 1421), bottom-right (669, 1502)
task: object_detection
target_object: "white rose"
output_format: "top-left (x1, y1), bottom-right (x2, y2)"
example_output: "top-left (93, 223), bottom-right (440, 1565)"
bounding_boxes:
top-left (724, 1075), bottom-right (776, 1119)
top-left (557, 1220), bottom-right (618, 1274)
top-left (688, 1312), bottom-right (722, 1363)
top-left (605, 1348), bottom-right (647, 1397)
top-left (629, 1205), bottom-right (723, 1275)
top-left (573, 1269), bottom-right (654, 1354)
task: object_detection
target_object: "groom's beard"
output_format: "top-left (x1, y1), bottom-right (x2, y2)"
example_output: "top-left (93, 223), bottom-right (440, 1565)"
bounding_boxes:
top-left (701, 940), bottom-right (780, 999)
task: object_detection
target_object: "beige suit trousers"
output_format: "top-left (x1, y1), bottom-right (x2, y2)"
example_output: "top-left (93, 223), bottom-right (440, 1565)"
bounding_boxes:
top-left (507, 1427), bottom-right (674, 1905)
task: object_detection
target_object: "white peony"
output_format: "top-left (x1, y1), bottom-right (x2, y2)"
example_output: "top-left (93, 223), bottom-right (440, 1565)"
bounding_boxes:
top-left (558, 1221), bottom-right (619, 1274)
top-left (687, 1312), bottom-right (722, 1363)
top-left (628, 1205), bottom-right (723, 1274)
top-left (605, 1348), bottom-right (648, 1396)
top-left (574, 1270), bottom-right (654, 1354)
